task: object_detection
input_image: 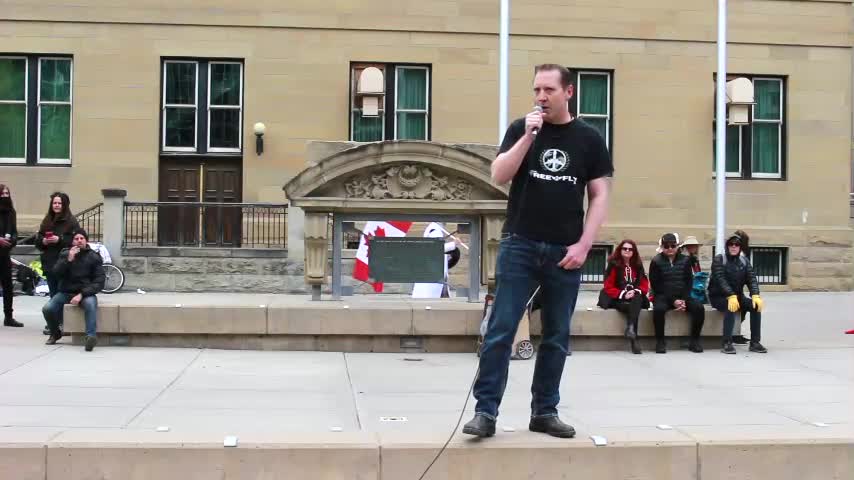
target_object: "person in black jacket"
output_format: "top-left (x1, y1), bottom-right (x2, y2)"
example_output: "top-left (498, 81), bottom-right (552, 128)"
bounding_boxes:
top-left (709, 233), bottom-right (766, 354)
top-left (648, 233), bottom-right (705, 354)
top-left (0, 184), bottom-right (22, 327)
top-left (42, 229), bottom-right (104, 351)
top-left (35, 192), bottom-right (79, 334)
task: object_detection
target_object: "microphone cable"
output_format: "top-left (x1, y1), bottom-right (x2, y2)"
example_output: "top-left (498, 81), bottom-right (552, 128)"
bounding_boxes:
top-left (417, 365), bottom-right (479, 480)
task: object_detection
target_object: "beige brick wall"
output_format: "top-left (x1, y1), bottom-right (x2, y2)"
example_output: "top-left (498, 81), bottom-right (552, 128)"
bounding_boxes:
top-left (0, 1), bottom-right (851, 288)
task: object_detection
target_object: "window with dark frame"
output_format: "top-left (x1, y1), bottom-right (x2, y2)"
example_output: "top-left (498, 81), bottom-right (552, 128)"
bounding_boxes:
top-left (711, 246), bottom-right (788, 285)
top-left (161, 58), bottom-right (244, 155)
top-left (713, 75), bottom-right (786, 180)
top-left (349, 62), bottom-right (431, 142)
top-left (0, 55), bottom-right (73, 166)
top-left (569, 69), bottom-right (613, 151)
top-left (581, 244), bottom-right (613, 284)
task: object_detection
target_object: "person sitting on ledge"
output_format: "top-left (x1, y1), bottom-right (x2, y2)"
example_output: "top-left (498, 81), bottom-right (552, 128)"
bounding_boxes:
top-left (597, 239), bottom-right (649, 354)
top-left (709, 232), bottom-right (767, 354)
top-left (42, 228), bottom-right (104, 351)
top-left (648, 233), bottom-right (705, 354)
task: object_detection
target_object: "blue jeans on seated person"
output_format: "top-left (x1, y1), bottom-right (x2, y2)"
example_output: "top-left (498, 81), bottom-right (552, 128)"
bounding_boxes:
top-left (473, 234), bottom-right (581, 420)
top-left (42, 293), bottom-right (98, 337)
top-left (710, 295), bottom-right (761, 342)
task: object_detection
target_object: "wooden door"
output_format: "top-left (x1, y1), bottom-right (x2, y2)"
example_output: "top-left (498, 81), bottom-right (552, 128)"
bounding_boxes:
top-left (158, 159), bottom-right (242, 247)
top-left (201, 161), bottom-right (242, 247)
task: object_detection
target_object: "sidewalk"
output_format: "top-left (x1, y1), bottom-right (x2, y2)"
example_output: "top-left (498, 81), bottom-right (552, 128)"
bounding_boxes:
top-left (0, 292), bottom-right (851, 436)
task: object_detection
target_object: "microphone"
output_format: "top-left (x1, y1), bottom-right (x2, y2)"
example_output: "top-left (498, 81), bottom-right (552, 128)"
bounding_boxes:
top-left (532, 105), bottom-right (543, 136)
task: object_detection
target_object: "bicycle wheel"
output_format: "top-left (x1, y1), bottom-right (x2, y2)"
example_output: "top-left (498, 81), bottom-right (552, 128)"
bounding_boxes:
top-left (102, 264), bottom-right (125, 294)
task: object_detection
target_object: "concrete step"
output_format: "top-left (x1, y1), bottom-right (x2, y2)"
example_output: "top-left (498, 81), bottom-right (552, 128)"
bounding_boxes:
top-left (61, 294), bottom-right (733, 352)
top-left (5, 427), bottom-right (852, 480)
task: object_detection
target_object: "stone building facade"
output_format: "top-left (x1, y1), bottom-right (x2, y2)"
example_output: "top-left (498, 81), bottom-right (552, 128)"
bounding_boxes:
top-left (1, 1), bottom-right (851, 290)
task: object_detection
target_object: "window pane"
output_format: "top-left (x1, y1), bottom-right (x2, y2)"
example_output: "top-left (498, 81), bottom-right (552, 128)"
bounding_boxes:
top-left (581, 246), bottom-right (609, 283)
top-left (40, 104), bottom-right (71, 159)
top-left (165, 62), bottom-right (196, 105)
top-left (396, 112), bottom-right (426, 140)
top-left (0, 58), bottom-right (26, 101)
top-left (165, 107), bottom-right (195, 148)
top-left (582, 117), bottom-right (607, 140)
top-left (713, 125), bottom-right (741, 173)
top-left (397, 68), bottom-right (427, 110)
top-left (754, 79), bottom-right (781, 121)
top-left (752, 123), bottom-right (780, 174)
top-left (352, 111), bottom-right (383, 142)
top-left (751, 248), bottom-right (783, 284)
top-left (210, 63), bottom-right (241, 106)
top-left (0, 104), bottom-right (26, 158)
top-left (40, 59), bottom-right (71, 102)
top-left (579, 74), bottom-right (608, 115)
top-left (209, 108), bottom-right (240, 149)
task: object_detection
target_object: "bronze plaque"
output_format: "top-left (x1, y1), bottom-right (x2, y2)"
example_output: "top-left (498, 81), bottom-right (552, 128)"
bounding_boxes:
top-left (368, 237), bottom-right (445, 283)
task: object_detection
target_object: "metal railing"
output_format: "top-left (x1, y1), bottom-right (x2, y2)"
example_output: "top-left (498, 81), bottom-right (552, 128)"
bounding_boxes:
top-left (581, 245), bottom-right (613, 284)
top-left (76, 203), bottom-right (103, 242)
top-left (123, 202), bottom-right (287, 249)
top-left (17, 202), bottom-right (103, 245)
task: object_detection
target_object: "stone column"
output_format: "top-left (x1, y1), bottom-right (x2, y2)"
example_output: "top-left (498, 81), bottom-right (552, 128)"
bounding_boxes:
top-left (101, 189), bottom-right (127, 265)
top-left (286, 205), bottom-right (305, 261)
top-left (303, 211), bottom-right (329, 300)
top-left (482, 214), bottom-right (504, 292)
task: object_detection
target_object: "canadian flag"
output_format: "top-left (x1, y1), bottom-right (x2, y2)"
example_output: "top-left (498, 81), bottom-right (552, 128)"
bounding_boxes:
top-left (353, 221), bottom-right (413, 292)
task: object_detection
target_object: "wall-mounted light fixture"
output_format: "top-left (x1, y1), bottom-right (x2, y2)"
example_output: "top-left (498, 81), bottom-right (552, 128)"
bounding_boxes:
top-left (254, 122), bottom-right (266, 156)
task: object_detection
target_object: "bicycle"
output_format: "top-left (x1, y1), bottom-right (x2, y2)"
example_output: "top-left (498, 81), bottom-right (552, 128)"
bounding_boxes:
top-left (90, 243), bottom-right (125, 294)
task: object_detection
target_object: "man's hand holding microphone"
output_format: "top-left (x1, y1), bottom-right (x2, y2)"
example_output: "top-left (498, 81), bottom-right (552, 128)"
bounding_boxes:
top-left (525, 105), bottom-right (543, 137)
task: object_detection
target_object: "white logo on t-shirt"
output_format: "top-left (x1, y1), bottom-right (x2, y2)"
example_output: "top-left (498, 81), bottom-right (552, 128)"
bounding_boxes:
top-left (540, 148), bottom-right (569, 173)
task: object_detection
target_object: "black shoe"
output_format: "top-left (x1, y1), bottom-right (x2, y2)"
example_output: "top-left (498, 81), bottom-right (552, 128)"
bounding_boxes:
top-left (655, 339), bottom-right (666, 354)
top-left (721, 341), bottom-right (736, 354)
top-left (45, 334), bottom-right (60, 345)
top-left (749, 341), bottom-right (767, 353)
top-left (3, 318), bottom-right (23, 327)
top-left (84, 336), bottom-right (98, 352)
top-left (529, 416), bottom-right (576, 438)
top-left (462, 414), bottom-right (495, 438)
top-left (732, 335), bottom-right (749, 345)
top-left (630, 338), bottom-right (642, 354)
top-left (43, 327), bottom-right (50, 335)
top-left (625, 325), bottom-right (637, 340)
top-left (688, 340), bottom-right (704, 353)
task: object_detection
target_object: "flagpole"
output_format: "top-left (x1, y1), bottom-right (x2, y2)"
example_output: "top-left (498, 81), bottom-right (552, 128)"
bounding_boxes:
top-left (499, 0), bottom-right (509, 144)
top-left (715, 0), bottom-right (728, 254)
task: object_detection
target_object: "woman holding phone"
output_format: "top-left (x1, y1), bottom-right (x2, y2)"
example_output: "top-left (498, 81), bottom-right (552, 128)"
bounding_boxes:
top-left (36, 193), bottom-right (79, 311)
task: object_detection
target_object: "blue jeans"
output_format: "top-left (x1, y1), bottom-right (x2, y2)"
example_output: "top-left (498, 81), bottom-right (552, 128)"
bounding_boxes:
top-left (474, 234), bottom-right (582, 420)
top-left (42, 293), bottom-right (98, 337)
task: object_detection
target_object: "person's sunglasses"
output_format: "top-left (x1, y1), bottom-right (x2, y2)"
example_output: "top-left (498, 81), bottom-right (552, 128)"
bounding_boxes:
top-left (621, 247), bottom-right (634, 252)
top-left (662, 243), bottom-right (677, 249)
top-left (727, 242), bottom-right (741, 247)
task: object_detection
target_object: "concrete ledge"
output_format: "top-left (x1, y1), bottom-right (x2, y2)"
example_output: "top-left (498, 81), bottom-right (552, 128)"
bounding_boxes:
top-left (62, 298), bottom-right (730, 351)
top-left (380, 433), bottom-right (697, 479)
top-left (119, 305), bottom-right (267, 334)
top-left (64, 304), bottom-right (119, 333)
top-left (699, 440), bottom-right (854, 479)
top-left (10, 429), bottom-right (849, 480)
top-left (46, 431), bottom-right (379, 480)
top-left (268, 303), bottom-right (412, 335)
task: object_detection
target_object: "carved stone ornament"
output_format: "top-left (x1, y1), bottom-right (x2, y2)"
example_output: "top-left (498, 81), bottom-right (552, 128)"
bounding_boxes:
top-left (343, 164), bottom-right (473, 201)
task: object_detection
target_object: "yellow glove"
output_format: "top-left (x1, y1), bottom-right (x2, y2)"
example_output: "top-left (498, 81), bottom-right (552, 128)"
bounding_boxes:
top-left (752, 295), bottom-right (764, 313)
top-left (727, 295), bottom-right (740, 312)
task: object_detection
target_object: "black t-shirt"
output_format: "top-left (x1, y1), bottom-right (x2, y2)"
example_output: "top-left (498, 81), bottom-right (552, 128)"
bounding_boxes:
top-left (498, 117), bottom-right (613, 245)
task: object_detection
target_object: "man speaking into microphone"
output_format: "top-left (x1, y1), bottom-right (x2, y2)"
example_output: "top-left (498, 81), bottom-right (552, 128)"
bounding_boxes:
top-left (463, 64), bottom-right (612, 438)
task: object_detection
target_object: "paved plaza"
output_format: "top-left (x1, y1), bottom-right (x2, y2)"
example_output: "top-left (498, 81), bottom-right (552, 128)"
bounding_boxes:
top-left (1, 292), bottom-right (851, 442)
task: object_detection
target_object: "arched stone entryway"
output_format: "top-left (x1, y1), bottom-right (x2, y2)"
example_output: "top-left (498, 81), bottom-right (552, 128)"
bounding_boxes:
top-left (284, 140), bottom-right (508, 300)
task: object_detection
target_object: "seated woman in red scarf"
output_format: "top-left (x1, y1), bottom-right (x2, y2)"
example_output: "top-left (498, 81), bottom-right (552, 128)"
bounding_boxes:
top-left (598, 239), bottom-right (650, 354)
